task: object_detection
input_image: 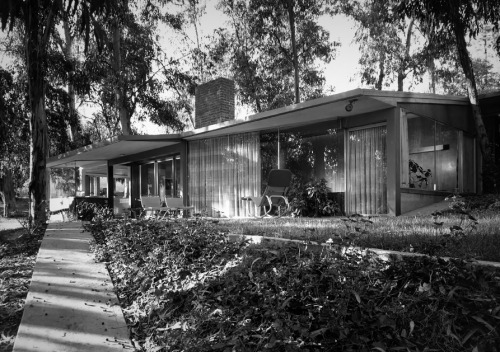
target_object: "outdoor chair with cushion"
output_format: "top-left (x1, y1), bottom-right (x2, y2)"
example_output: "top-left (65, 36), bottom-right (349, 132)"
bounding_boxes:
top-left (140, 196), bottom-right (169, 219)
top-left (242, 169), bottom-right (292, 217)
top-left (164, 198), bottom-right (194, 218)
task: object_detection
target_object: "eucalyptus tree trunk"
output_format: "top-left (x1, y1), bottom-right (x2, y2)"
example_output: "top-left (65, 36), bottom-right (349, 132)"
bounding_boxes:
top-left (112, 17), bottom-right (131, 135)
top-left (453, 23), bottom-right (490, 158)
top-left (286, 0), bottom-right (300, 104)
top-left (62, 16), bottom-right (81, 145)
top-left (452, 17), bottom-right (494, 191)
top-left (375, 51), bottom-right (385, 90)
top-left (397, 19), bottom-right (414, 91)
top-left (25, 0), bottom-right (52, 224)
top-left (0, 170), bottom-right (17, 217)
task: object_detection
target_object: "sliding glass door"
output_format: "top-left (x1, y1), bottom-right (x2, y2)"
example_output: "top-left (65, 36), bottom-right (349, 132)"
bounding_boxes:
top-left (347, 125), bottom-right (387, 215)
top-left (140, 155), bottom-right (182, 204)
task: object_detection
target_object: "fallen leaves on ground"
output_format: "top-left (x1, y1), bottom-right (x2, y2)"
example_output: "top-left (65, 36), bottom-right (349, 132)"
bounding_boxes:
top-left (87, 219), bottom-right (500, 352)
top-left (0, 227), bottom-right (43, 352)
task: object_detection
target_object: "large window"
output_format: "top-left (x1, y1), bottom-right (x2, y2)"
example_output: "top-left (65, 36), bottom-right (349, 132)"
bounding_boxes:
top-left (158, 156), bottom-right (182, 202)
top-left (401, 114), bottom-right (473, 192)
top-left (140, 155), bottom-right (182, 202)
top-left (140, 162), bottom-right (155, 196)
top-left (260, 122), bottom-right (345, 193)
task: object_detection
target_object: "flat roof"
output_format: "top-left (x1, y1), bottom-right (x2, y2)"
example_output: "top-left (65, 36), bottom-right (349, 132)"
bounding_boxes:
top-left (181, 88), bottom-right (470, 140)
top-left (48, 88), bottom-right (471, 169)
top-left (47, 134), bottom-right (182, 169)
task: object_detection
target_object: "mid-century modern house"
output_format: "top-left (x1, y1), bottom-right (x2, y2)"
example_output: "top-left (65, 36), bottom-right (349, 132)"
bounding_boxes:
top-left (47, 78), bottom-right (500, 217)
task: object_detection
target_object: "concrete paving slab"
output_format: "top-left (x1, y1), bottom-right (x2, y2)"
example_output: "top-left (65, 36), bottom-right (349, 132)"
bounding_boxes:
top-left (402, 200), bottom-right (451, 217)
top-left (13, 222), bottom-right (135, 352)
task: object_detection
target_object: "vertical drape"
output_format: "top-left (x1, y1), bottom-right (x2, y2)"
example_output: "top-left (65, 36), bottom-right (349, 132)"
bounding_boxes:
top-left (400, 110), bottom-right (409, 187)
top-left (188, 132), bottom-right (261, 217)
top-left (347, 126), bottom-right (387, 214)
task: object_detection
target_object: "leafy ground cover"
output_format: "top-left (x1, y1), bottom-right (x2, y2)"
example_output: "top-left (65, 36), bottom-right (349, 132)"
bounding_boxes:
top-left (0, 225), bottom-right (43, 352)
top-left (218, 194), bottom-right (500, 262)
top-left (88, 218), bottom-right (500, 352)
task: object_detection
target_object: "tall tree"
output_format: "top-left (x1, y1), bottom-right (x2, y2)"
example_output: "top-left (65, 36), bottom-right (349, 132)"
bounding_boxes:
top-left (396, 0), bottom-right (500, 163)
top-left (0, 0), bottom-right (114, 223)
top-left (0, 68), bottom-right (30, 216)
top-left (80, 2), bottom-right (191, 136)
top-left (216, 0), bottom-right (336, 112)
top-left (337, 0), bottom-right (426, 91)
top-left (436, 57), bottom-right (500, 95)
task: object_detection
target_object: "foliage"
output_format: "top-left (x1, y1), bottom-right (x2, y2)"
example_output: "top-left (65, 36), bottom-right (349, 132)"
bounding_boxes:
top-left (89, 218), bottom-right (500, 351)
top-left (436, 58), bottom-right (500, 95)
top-left (288, 177), bottom-right (341, 217)
top-left (396, 0), bottom-right (498, 162)
top-left (80, 1), bottom-right (192, 137)
top-left (408, 159), bottom-right (432, 188)
top-left (0, 226), bottom-right (44, 352)
top-left (337, 0), bottom-right (427, 91)
top-left (76, 201), bottom-right (113, 222)
top-left (215, 0), bottom-right (337, 112)
top-left (0, 67), bottom-right (30, 193)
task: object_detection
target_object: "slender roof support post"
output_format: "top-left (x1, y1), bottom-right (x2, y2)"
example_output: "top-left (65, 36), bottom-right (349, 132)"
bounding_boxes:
top-left (386, 107), bottom-right (402, 216)
top-left (180, 140), bottom-right (189, 211)
top-left (107, 162), bottom-right (114, 214)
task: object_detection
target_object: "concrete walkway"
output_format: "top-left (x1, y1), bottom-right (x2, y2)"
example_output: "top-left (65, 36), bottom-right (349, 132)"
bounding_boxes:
top-left (13, 221), bottom-right (135, 352)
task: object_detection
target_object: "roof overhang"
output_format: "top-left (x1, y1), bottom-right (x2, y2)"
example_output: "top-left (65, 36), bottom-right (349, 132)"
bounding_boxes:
top-left (47, 134), bottom-right (182, 172)
top-left (182, 89), bottom-right (470, 140)
top-left (47, 88), bottom-right (472, 173)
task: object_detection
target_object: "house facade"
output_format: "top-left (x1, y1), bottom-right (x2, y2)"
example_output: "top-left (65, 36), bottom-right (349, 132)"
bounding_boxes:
top-left (47, 78), bottom-right (497, 217)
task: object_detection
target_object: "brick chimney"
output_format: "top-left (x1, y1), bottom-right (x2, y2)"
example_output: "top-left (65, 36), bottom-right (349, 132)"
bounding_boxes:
top-left (195, 78), bottom-right (235, 128)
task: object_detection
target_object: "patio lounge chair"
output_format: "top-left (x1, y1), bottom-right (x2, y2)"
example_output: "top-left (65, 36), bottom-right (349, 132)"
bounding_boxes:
top-left (242, 169), bottom-right (292, 217)
top-left (140, 196), bottom-right (169, 219)
top-left (164, 198), bottom-right (194, 218)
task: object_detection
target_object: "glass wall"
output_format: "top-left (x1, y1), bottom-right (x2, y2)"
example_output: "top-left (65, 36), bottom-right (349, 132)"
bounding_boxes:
top-left (140, 155), bottom-right (182, 203)
top-left (113, 164), bottom-right (131, 216)
top-left (85, 176), bottom-right (107, 197)
top-left (189, 133), bottom-right (261, 217)
top-left (401, 114), bottom-right (472, 192)
top-left (260, 122), bottom-right (345, 193)
top-left (347, 125), bottom-right (387, 214)
top-left (140, 162), bottom-right (155, 196)
top-left (158, 155), bottom-right (182, 203)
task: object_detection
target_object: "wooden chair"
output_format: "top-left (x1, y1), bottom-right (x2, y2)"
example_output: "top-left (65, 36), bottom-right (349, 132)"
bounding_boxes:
top-left (164, 198), bottom-right (194, 218)
top-left (140, 196), bottom-right (169, 219)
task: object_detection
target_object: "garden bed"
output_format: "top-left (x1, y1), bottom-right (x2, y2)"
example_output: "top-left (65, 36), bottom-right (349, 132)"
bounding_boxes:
top-left (87, 217), bottom-right (500, 352)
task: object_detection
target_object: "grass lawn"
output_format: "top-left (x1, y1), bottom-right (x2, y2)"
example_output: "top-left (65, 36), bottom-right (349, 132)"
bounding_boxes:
top-left (217, 195), bottom-right (500, 262)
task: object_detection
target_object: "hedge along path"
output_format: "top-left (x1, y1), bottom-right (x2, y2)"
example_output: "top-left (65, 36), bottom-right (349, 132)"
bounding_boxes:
top-left (13, 221), bottom-right (135, 352)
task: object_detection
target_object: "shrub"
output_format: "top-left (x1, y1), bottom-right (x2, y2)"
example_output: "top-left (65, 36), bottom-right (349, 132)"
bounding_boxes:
top-left (76, 201), bottom-right (113, 221)
top-left (288, 177), bottom-right (341, 217)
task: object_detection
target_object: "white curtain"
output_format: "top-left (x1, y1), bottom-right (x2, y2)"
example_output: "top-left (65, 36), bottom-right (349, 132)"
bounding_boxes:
top-left (188, 132), bottom-right (261, 217)
top-left (347, 125), bottom-right (387, 214)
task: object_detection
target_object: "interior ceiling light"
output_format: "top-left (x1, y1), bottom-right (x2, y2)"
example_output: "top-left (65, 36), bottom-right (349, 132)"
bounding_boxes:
top-left (345, 99), bottom-right (358, 112)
